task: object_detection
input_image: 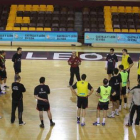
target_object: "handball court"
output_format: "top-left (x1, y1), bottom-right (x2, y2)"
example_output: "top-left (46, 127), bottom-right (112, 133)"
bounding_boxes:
top-left (0, 46), bottom-right (140, 140)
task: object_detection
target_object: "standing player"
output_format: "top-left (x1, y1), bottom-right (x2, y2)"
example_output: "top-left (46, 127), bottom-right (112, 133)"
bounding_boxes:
top-left (34, 77), bottom-right (55, 128)
top-left (119, 65), bottom-right (128, 110)
top-left (121, 49), bottom-right (133, 90)
top-left (71, 74), bottom-right (94, 126)
top-left (0, 50), bottom-right (9, 93)
top-left (137, 56), bottom-right (140, 81)
top-left (93, 78), bottom-right (115, 126)
top-left (11, 75), bottom-right (26, 125)
top-left (126, 79), bottom-right (140, 126)
top-left (12, 47), bottom-right (22, 81)
top-left (105, 48), bottom-right (118, 80)
top-left (108, 68), bottom-right (122, 118)
top-left (68, 51), bottom-right (81, 87)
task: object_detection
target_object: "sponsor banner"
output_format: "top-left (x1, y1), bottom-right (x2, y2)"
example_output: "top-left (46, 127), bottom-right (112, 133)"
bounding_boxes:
top-left (0, 31), bottom-right (78, 42)
top-left (84, 32), bottom-right (140, 44)
top-left (85, 33), bottom-right (116, 43)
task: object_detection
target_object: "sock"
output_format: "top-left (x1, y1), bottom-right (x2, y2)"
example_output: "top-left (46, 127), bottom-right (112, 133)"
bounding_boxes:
top-left (112, 111), bottom-right (115, 116)
top-left (41, 120), bottom-right (44, 125)
top-left (1, 84), bottom-right (5, 90)
top-left (120, 99), bottom-right (122, 105)
top-left (97, 118), bottom-right (100, 123)
top-left (119, 105), bottom-right (122, 110)
top-left (124, 98), bottom-right (127, 103)
top-left (77, 117), bottom-right (80, 121)
top-left (50, 119), bottom-right (53, 123)
top-left (124, 103), bottom-right (127, 108)
top-left (103, 118), bottom-right (106, 123)
top-left (82, 117), bottom-right (85, 123)
top-left (116, 109), bottom-right (119, 113)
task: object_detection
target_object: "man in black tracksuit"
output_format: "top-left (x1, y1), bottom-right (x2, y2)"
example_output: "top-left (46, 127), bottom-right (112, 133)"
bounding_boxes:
top-left (105, 48), bottom-right (118, 80)
top-left (11, 75), bottom-right (26, 125)
top-left (12, 47), bottom-right (22, 81)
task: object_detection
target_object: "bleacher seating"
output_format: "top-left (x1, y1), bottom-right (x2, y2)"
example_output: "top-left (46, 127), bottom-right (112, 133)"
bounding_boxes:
top-left (0, 4), bottom-right (140, 33)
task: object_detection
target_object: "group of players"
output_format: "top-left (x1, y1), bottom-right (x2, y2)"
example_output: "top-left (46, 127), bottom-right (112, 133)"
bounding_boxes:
top-left (0, 48), bottom-right (140, 128)
top-left (69, 49), bottom-right (140, 126)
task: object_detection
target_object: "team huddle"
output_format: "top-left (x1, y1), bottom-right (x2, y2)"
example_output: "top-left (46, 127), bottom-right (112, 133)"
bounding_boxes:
top-left (0, 48), bottom-right (140, 128)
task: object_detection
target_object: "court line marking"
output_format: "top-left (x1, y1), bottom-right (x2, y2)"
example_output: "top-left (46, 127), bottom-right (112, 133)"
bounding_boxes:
top-left (124, 113), bottom-right (137, 140)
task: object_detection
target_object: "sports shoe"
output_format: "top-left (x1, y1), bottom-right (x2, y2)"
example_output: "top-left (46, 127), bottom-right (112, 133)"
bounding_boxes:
top-left (50, 122), bottom-right (55, 126)
top-left (123, 105), bottom-right (127, 109)
top-left (115, 111), bottom-right (119, 116)
top-left (4, 85), bottom-right (9, 89)
top-left (77, 120), bottom-right (80, 124)
top-left (93, 122), bottom-right (100, 126)
top-left (1, 91), bottom-right (6, 94)
top-left (102, 123), bottom-right (105, 126)
top-left (135, 123), bottom-right (139, 126)
top-left (19, 122), bottom-right (26, 126)
top-left (40, 124), bottom-right (44, 128)
top-left (107, 114), bottom-right (115, 118)
top-left (81, 123), bottom-right (85, 126)
top-left (0, 116), bottom-right (2, 119)
top-left (125, 123), bottom-right (131, 127)
top-left (119, 106), bottom-right (122, 111)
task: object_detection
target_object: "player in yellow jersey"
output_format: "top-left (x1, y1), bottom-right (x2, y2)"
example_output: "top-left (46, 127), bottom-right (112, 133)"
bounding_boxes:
top-left (121, 49), bottom-right (134, 91)
top-left (71, 74), bottom-right (94, 126)
top-left (137, 57), bottom-right (140, 81)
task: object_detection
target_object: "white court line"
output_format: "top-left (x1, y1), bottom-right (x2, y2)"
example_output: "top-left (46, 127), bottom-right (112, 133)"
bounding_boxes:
top-left (51, 88), bottom-right (69, 91)
top-left (123, 113), bottom-right (137, 140)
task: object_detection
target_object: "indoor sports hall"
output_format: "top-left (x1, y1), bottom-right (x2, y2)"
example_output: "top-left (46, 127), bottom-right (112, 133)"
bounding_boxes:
top-left (0, 0), bottom-right (140, 140)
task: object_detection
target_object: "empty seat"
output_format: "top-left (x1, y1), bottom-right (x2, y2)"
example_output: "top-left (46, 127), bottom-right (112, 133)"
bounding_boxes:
top-left (14, 23), bottom-right (21, 27)
top-left (67, 27), bottom-right (74, 31)
top-left (13, 27), bottom-right (20, 31)
top-left (114, 29), bottom-right (121, 32)
top-left (44, 27), bottom-right (51, 31)
top-left (59, 27), bottom-right (66, 31)
top-left (17, 11), bottom-right (23, 17)
top-left (36, 27), bottom-right (43, 31)
top-left (29, 23), bottom-right (36, 27)
top-left (129, 29), bottom-right (136, 32)
top-left (6, 26), bottom-right (13, 30)
top-left (21, 27), bottom-right (28, 31)
top-left (37, 23), bottom-right (44, 27)
top-left (29, 27), bottom-right (35, 31)
top-left (29, 27), bottom-right (36, 31)
top-left (122, 29), bottom-right (128, 32)
top-left (83, 28), bottom-right (90, 32)
top-left (106, 29), bottom-right (113, 32)
top-left (90, 28), bottom-right (98, 32)
top-left (52, 27), bottom-right (58, 31)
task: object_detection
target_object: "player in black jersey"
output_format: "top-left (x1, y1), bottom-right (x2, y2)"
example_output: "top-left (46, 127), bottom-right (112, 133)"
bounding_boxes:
top-left (11, 75), bottom-right (26, 125)
top-left (34, 77), bottom-right (55, 128)
top-left (105, 48), bottom-right (118, 80)
top-left (108, 68), bottom-right (122, 118)
top-left (12, 47), bottom-right (22, 81)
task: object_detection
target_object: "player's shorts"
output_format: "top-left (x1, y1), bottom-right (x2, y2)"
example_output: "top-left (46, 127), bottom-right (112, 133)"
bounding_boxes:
top-left (0, 70), bottom-right (7, 79)
top-left (110, 95), bottom-right (120, 102)
top-left (107, 69), bottom-right (114, 75)
top-left (110, 90), bottom-right (120, 101)
top-left (14, 66), bottom-right (21, 74)
top-left (121, 86), bottom-right (126, 95)
top-left (97, 101), bottom-right (109, 110)
top-left (77, 96), bottom-right (88, 109)
top-left (37, 103), bottom-right (50, 111)
top-left (138, 75), bottom-right (140, 80)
